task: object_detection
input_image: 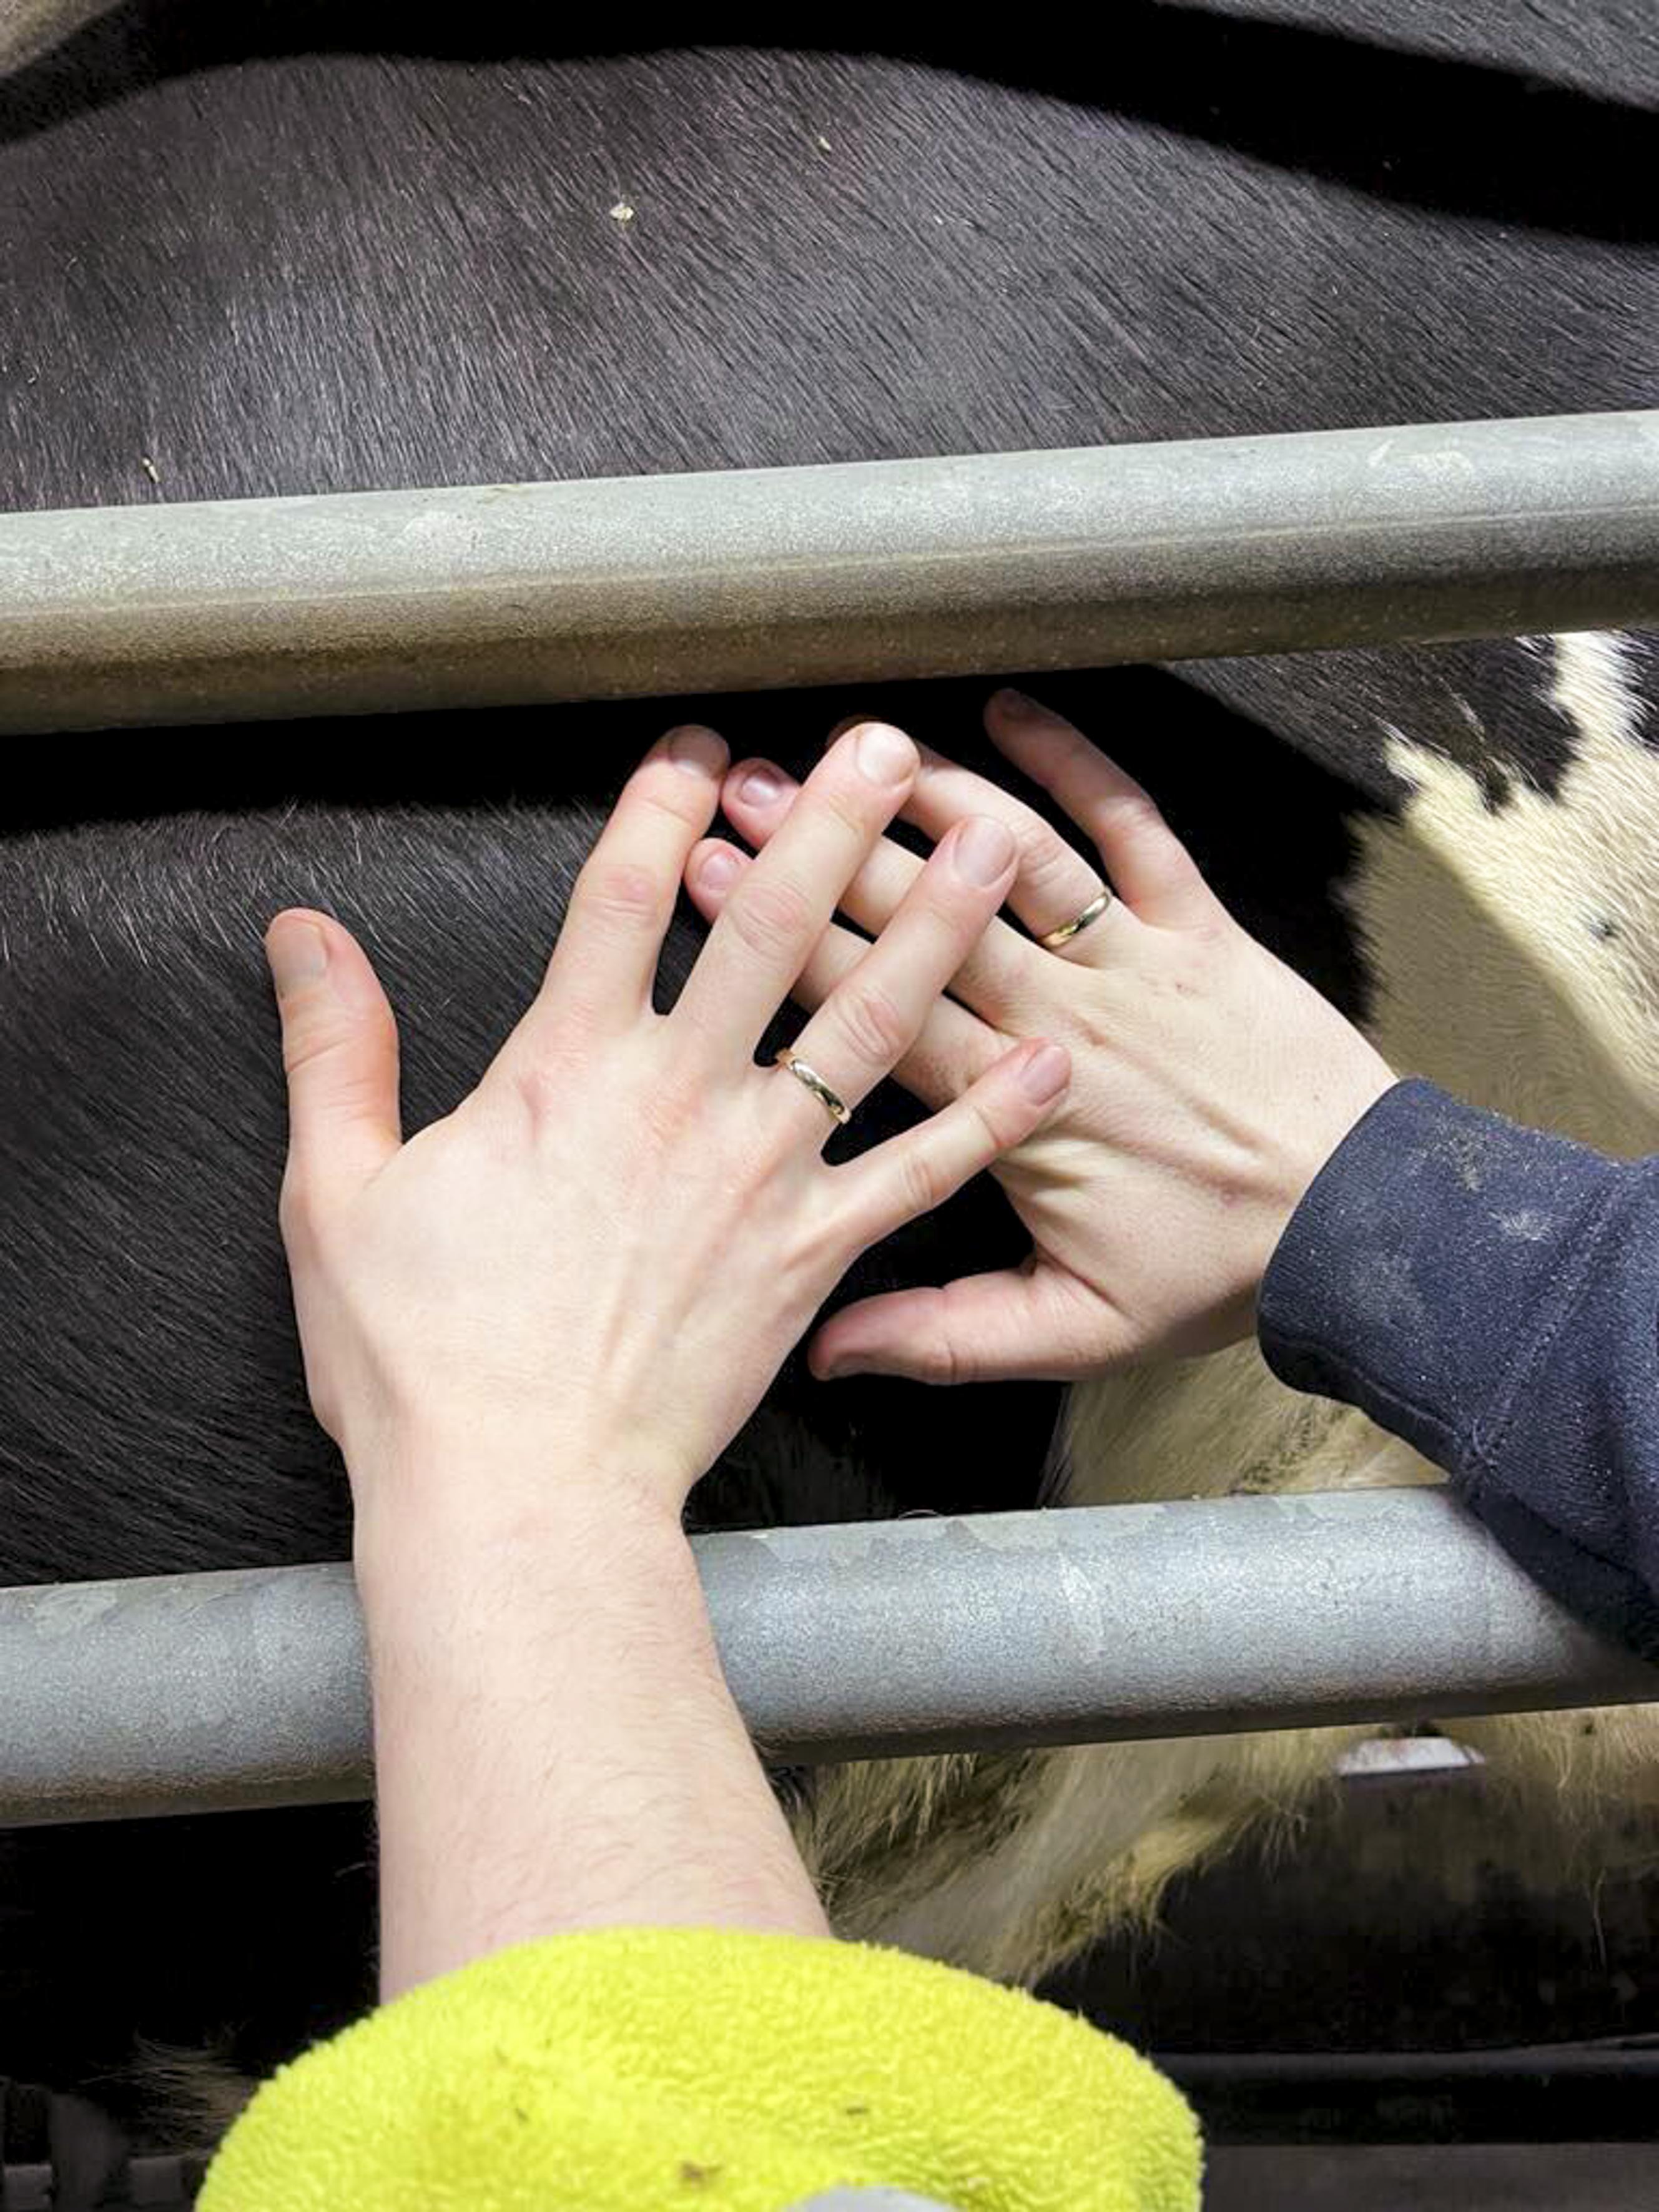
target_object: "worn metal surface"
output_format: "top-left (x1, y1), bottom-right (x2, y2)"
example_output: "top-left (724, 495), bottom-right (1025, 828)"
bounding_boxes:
top-left (1, 411), bottom-right (1656, 733)
top-left (0, 1489), bottom-right (1653, 1829)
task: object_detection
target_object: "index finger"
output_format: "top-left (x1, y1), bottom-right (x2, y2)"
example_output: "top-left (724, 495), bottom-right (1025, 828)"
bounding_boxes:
top-left (532, 725), bottom-right (727, 1033)
top-left (672, 722), bottom-right (919, 1054)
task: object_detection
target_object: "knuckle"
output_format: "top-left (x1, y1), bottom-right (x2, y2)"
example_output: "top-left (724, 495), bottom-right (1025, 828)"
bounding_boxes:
top-left (829, 975), bottom-right (910, 1068)
top-left (1098, 789), bottom-right (1164, 840)
top-left (509, 1041), bottom-right (587, 1123)
top-left (925, 1337), bottom-right (963, 1389)
top-left (636, 1074), bottom-right (704, 1151)
top-left (282, 1005), bottom-right (393, 1084)
top-left (897, 1143), bottom-right (948, 1222)
top-left (278, 1022), bottom-right (332, 1081)
top-left (910, 1292), bottom-right (963, 1386)
top-left (633, 770), bottom-right (707, 828)
top-left (510, 1057), bottom-right (560, 1119)
top-left (1186, 910), bottom-right (1232, 955)
top-left (579, 860), bottom-right (666, 931)
top-left (966, 1093), bottom-right (1009, 1158)
top-left (807, 769), bottom-right (877, 843)
top-left (1015, 826), bottom-right (1081, 893)
top-left (724, 872), bottom-right (815, 958)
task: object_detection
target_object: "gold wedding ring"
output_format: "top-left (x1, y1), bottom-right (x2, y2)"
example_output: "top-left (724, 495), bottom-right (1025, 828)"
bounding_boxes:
top-left (775, 1049), bottom-right (852, 1128)
top-left (1038, 888), bottom-right (1114, 951)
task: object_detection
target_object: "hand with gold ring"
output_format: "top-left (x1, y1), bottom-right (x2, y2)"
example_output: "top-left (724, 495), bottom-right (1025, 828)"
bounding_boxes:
top-left (686, 689), bottom-right (1396, 1382)
top-left (265, 717), bottom-right (1066, 1525)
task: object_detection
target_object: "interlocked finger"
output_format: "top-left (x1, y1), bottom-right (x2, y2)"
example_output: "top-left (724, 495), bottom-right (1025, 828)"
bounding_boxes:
top-left (716, 756), bottom-right (1032, 1020)
top-left (983, 688), bottom-right (1223, 931)
top-left (687, 837), bottom-right (1010, 1114)
top-left (830, 1039), bottom-right (1071, 1252)
top-left (764, 815), bottom-right (1019, 1135)
top-left (900, 740), bottom-right (1119, 960)
top-left (674, 722), bottom-right (921, 1057)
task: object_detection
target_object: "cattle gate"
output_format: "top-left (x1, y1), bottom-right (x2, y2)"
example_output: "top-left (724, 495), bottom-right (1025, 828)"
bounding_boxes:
top-left (1, 406), bottom-right (1658, 2207)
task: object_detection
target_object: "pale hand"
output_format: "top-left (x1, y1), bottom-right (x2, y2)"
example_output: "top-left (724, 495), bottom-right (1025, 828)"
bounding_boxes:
top-left (266, 720), bottom-right (1067, 1522)
top-left (686, 691), bottom-right (1396, 1384)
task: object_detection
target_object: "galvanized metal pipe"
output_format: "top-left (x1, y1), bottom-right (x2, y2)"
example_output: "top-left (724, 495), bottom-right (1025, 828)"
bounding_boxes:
top-left (0, 1488), bottom-right (1652, 1829)
top-left (1, 410), bottom-right (1656, 734)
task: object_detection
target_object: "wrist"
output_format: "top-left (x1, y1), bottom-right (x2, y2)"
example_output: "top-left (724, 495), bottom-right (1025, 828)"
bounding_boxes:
top-left (348, 1422), bottom-right (693, 1595)
top-left (1287, 1055), bottom-right (1399, 1217)
top-left (1258, 1051), bottom-right (1397, 1240)
top-left (1225, 1061), bottom-right (1397, 1349)
top-left (346, 1403), bottom-right (691, 1530)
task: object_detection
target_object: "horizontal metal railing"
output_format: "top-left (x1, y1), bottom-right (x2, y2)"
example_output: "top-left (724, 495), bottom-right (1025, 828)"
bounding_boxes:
top-left (1, 410), bottom-right (1655, 733)
top-left (0, 1488), bottom-right (1653, 1829)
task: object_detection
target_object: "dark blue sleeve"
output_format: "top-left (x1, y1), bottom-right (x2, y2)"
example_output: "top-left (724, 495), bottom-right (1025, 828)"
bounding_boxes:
top-left (1257, 1079), bottom-right (1659, 1662)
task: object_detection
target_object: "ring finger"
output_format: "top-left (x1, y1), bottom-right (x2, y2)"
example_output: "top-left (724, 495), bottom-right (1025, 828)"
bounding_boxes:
top-left (761, 815), bottom-right (1018, 1132)
top-left (903, 741), bottom-right (1120, 960)
top-left (686, 840), bottom-right (1007, 1112)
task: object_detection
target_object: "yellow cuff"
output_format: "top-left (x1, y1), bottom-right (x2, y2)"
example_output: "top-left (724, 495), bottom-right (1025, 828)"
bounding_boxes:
top-left (200, 1925), bottom-right (1199, 2211)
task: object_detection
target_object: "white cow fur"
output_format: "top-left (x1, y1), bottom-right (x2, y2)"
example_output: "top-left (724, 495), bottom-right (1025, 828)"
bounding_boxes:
top-left (800, 632), bottom-right (1659, 1983)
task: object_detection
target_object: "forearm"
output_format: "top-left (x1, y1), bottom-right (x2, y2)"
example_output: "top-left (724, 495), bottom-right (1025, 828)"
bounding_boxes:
top-left (352, 1446), bottom-right (829, 2001)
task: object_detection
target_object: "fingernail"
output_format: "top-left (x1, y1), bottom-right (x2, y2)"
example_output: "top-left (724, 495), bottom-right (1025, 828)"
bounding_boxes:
top-left (697, 845), bottom-right (742, 893)
top-left (666, 724), bottom-right (724, 775)
top-left (1020, 1042), bottom-right (1070, 1102)
top-left (855, 722), bottom-right (917, 784)
top-left (738, 760), bottom-right (785, 807)
top-left (953, 816), bottom-right (1017, 887)
top-left (265, 917), bottom-right (328, 993)
top-left (990, 686), bottom-right (1048, 719)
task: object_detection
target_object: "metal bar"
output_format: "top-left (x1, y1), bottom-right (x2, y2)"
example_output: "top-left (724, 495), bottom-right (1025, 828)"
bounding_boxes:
top-left (1, 410), bottom-right (1655, 734)
top-left (0, 1489), bottom-right (1653, 1830)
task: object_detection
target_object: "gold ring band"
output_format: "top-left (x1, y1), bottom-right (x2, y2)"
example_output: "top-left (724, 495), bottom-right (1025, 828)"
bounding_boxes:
top-left (775, 1049), bottom-right (852, 1128)
top-left (1038, 888), bottom-right (1114, 951)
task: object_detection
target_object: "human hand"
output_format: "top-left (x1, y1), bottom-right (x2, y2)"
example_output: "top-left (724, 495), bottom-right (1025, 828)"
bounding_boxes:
top-left (684, 690), bottom-right (1396, 1384)
top-left (265, 721), bottom-right (1066, 1525)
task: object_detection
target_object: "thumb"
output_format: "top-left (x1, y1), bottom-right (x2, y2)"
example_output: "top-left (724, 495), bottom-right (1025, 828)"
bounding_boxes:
top-left (810, 1262), bottom-right (1113, 1387)
top-left (265, 910), bottom-right (402, 1197)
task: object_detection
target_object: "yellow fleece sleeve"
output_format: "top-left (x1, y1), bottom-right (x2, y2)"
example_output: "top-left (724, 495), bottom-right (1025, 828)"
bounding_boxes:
top-left (199, 1925), bottom-right (1199, 2211)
